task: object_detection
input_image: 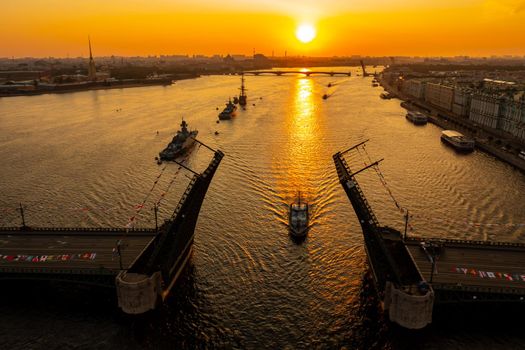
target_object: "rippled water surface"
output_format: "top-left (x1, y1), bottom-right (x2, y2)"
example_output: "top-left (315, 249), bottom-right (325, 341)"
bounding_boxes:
top-left (1, 68), bottom-right (525, 349)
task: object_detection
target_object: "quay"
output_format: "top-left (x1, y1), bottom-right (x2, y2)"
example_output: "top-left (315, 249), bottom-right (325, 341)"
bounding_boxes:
top-left (378, 77), bottom-right (525, 173)
top-left (0, 150), bottom-right (224, 314)
top-left (333, 143), bottom-right (525, 329)
top-left (0, 75), bottom-right (199, 98)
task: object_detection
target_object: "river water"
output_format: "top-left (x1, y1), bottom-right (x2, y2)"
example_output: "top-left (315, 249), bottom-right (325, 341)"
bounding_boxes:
top-left (1, 68), bottom-right (524, 349)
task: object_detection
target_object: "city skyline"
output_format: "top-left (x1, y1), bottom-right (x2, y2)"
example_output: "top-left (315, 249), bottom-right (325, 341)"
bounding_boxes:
top-left (2, 0), bottom-right (525, 58)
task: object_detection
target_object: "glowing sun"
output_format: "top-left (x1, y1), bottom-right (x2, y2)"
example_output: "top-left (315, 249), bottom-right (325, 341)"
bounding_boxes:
top-left (296, 24), bottom-right (316, 43)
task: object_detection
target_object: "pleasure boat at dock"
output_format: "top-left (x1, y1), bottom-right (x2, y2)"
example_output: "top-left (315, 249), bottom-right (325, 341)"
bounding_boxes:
top-left (159, 119), bottom-right (198, 161)
top-left (289, 192), bottom-right (309, 239)
top-left (218, 99), bottom-right (237, 120)
top-left (405, 111), bottom-right (428, 125)
top-left (441, 130), bottom-right (475, 152)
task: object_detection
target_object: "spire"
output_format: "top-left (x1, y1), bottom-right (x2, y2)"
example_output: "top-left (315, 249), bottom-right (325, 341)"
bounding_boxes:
top-left (87, 35), bottom-right (97, 81)
top-left (88, 35), bottom-right (93, 60)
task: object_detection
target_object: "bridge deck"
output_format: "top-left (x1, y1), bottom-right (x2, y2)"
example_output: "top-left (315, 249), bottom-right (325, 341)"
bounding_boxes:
top-left (0, 228), bottom-right (155, 275)
top-left (405, 238), bottom-right (525, 294)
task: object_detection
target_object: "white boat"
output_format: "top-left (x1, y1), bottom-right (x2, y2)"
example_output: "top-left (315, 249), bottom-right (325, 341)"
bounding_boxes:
top-left (441, 130), bottom-right (475, 152)
top-left (405, 111), bottom-right (428, 125)
top-left (289, 192), bottom-right (309, 239)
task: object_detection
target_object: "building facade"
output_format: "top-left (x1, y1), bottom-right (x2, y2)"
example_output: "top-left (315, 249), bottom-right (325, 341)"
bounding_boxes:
top-left (469, 94), bottom-right (501, 129)
top-left (424, 83), bottom-right (454, 111)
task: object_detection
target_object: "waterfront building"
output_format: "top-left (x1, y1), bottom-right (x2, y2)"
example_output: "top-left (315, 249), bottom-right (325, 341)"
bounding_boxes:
top-left (424, 82), bottom-right (454, 111)
top-left (452, 88), bottom-right (472, 118)
top-left (469, 94), bottom-right (501, 129)
top-left (403, 79), bottom-right (426, 99)
top-left (483, 78), bottom-right (517, 91)
top-left (500, 99), bottom-right (525, 141)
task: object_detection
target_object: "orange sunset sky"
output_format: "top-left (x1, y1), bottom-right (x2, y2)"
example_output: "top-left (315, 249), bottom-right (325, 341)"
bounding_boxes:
top-left (2, 0), bottom-right (525, 58)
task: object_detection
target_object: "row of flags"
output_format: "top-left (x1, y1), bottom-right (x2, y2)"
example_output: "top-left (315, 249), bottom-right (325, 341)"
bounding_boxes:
top-left (453, 266), bottom-right (525, 282)
top-left (0, 252), bottom-right (97, 262)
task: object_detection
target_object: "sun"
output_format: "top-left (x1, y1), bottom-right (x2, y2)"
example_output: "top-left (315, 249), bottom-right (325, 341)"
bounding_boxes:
top-left (296, 24), bottom-right (316, 43)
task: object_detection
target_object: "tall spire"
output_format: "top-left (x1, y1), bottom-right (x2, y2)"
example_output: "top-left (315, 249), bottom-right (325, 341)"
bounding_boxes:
top-left (87, 35), bottom-right (97, 81)
top-left (88, 35), bottom-right (93, 60)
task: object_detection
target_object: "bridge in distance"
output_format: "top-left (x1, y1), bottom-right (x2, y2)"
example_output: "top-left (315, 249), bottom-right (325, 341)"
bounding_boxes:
top-left (242, 70), bottom-right (352, 76)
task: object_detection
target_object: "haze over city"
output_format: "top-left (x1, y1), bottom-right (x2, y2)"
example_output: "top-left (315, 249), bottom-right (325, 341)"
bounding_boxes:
top-left (3, 0), bottom-right (525, 57)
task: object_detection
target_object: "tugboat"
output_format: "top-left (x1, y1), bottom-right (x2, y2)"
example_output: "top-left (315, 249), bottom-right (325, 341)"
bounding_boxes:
top-left (289, 192), bottom-right (309, 239)
top-left (238, 75), bottom-right (247, 107)
top-left (159, 119), bottom-right (198, 161)
top-left (441, 130), bottom-right (475, 152)
top-left (218, 99), bottom-right (237, 120)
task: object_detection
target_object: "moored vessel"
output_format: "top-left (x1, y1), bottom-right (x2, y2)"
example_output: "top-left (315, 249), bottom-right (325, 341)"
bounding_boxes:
top-left (238, 75), bottom-right (247, 106)
top-left (218, 99), bottom-right (237, 120)
top-left (159, 119), bottom-right (198, 160)
top-left (289, 192), bottom-right (309, 239)
top-left (441, 130), bottom-right (475, 151)
top-left (405, 111), bottom-right (428, 125)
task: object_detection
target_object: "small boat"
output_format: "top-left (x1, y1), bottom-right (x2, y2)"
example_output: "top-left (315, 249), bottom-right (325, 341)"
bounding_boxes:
top-left (218, 99), bottom-right (237, 120)
top-left (322, 94), bottom-right (328, 100)
top-left (441, 130), bottom-right (475, 152)
top-left (405, 111), bottom-right (428, 125)
top-left (327, 83), bottom-right (332, 87)
top-left (159, 119), bottom-right (198, 161)
top-left (380, 92), bottom-right (391, 100)
top-left (372, 83), bottom-right (379, 87)
top-left (289, 192), bottom-right (309, 239)
top-left (214, 131), bottom-right (219, 135)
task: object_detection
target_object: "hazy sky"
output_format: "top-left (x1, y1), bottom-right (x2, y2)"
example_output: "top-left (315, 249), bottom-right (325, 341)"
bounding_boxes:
top-left (2, 0), bottom-right (525, 57)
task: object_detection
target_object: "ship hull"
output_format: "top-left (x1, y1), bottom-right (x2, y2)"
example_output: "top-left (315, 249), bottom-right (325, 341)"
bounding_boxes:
top-left (159, 131), bottom-right (198, 160)
top-left (440, 135), bottom-right (474, 152)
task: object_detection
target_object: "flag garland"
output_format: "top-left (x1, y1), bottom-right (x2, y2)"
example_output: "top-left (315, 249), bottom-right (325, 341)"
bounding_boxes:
top-left (0, 252), bottom-right (96, 262)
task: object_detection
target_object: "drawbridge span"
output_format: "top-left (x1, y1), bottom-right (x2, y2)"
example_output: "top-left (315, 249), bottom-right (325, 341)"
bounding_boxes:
top-left (334, 141), bottom-right (525, 329)
top-left (0, 149), bottom-right (224, 314)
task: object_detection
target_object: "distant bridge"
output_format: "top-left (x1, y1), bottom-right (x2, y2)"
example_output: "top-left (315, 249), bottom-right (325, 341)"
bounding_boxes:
top-left (242, 70), bottom-right (351, 77)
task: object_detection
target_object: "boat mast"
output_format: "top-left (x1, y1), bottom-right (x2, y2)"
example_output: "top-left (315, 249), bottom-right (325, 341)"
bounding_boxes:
top-left (240, 75), bottom-right (246, 97)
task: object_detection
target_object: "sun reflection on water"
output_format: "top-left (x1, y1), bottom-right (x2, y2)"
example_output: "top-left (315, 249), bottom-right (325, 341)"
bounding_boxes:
top-left (276, 77), bottom-right (324, 208)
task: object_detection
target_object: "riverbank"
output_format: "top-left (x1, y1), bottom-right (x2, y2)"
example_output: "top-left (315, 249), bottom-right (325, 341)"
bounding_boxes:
top-left (379, 77), bottom-right (525, 173)
top-left (0, 74), bottom-right (199, 98)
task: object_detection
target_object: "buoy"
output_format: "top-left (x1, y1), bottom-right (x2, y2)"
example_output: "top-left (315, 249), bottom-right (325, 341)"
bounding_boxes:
top-left (252, 103), bottom-right (256, 106)
top-left (216, 120), bottom-right (220, 124)
top-left (216, 107), bottom-right (219, 110)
